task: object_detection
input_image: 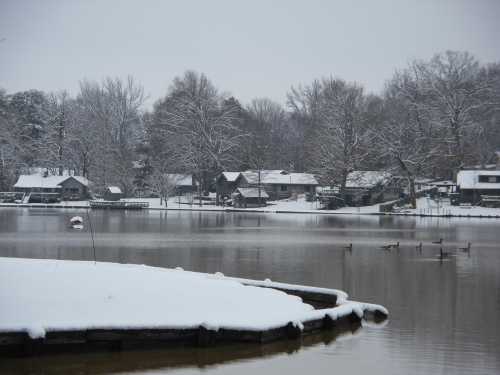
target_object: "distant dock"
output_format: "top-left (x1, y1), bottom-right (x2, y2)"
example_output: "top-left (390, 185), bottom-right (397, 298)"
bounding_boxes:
top-left (89, 200), bottom-right (149, 209)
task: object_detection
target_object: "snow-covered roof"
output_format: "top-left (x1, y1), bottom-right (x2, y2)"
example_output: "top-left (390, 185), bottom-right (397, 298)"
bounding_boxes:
top-left (234, 187), bottom-right (270, 198)
top-left (14, 175), bottom-right (90, 189)
top-left (70, 176), bottom-right (90, 186)
top-left (107, 186), bottom-right (122, 194)
top-left (166, 174), bottom-right (196, 186)
top-left (241, 170), bottom-right (319, 186)
top-left (220, 172), bottom-right (240, 182)
top-left (457, 170), bottom-right (500, 190)
top-left (462, 164), bottom-right (497, 170)
top-left (345, 171), bottom-right (392, 189)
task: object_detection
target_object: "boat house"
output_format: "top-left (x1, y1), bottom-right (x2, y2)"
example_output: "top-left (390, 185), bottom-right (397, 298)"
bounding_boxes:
top-left (166, 174), bottom-right (198, 196)
top-left (457, 170), bottom-right (500, 206)
top-left (232, 187), bottom-right (269, 208)
top-left (344, 171), bottom-right (400, 206)
top-left (104, 186), bottom-right (123, 201)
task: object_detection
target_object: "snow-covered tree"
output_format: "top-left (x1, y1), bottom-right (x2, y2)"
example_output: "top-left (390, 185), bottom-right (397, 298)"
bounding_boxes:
top-left (414, 51), bottom-right (495, 171)
top-left (151, 71), bottom-right (245, 201)
top-left (371, 72), bottom-right (441, 208)
top-left (76, 77), bottom-right (144, 195)
top-left (310, 78), bottom-right (369, 196)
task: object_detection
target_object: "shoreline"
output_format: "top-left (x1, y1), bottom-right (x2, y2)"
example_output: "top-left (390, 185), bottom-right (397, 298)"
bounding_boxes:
top-left (1, 202), bottom-right (500, 219)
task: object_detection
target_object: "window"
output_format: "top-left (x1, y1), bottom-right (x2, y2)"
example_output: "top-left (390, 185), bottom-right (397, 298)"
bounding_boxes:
top-left (280, 185), bottom-right (288, 191)
top-left (479, 175), bottom-right (499, 183)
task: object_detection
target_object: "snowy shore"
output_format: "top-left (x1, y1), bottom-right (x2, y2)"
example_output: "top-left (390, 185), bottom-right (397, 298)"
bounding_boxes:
top-left (2, 195), bottom-right (500, 218)
top-left (0, 257), bottom-right (386, 341)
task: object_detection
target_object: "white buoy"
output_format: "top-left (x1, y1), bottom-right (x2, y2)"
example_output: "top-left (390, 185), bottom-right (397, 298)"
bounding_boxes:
top-left (70, 216), bottom-right (83, 229)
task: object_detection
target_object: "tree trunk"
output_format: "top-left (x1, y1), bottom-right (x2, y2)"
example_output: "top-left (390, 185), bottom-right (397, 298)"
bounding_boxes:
top-left (340, 169), bottom-right (348, 204)
top-left (408, 176), bottom-right (417, 209)
top-left (258, 169), bottom-right (262, 206)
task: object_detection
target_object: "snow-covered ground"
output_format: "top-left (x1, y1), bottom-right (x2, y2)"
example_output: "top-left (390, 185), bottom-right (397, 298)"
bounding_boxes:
top-left (2, 194), bottom-right (500, 217)
top-left (394, 197), bottom-right (500, 217)
top-left (124, 195), bottom-right (383, 214)
top-left (0, 257), bottom-right (386, 339)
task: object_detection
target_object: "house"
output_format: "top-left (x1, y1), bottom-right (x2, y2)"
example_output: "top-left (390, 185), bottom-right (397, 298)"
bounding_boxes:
top-left (457, 170), bottom-right (500, 205)
top-left (165, 174), bottom-right (198, 196)
top-left (427, 180), bottom-right (458, 197)
top-left (14, 174), bottom-right (91, 202)
top-left (344, 171), bottom-right (400, 206)
top-left (235, 170), bottom-right (319, 201)
top-left (232, 187), bottom-right (269, 208)
top-left (104, 186), bottom-right (123, 201)
top-left (215, 172), bottom-right (241, 205)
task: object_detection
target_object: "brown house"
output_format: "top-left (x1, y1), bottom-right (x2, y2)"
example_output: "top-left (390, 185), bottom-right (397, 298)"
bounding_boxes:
top-left (235, 170), bottom-right (319, 201)
top-left (14, 174), bottom-right (91, 202)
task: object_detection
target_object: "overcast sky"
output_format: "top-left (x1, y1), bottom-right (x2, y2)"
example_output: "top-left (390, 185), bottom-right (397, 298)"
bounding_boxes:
top-left (1, 0), bottom-right (500, 107)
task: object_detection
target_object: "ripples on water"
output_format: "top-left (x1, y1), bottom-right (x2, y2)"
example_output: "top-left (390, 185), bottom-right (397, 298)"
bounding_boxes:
top-left (0, 208), bottom-right (499, 374)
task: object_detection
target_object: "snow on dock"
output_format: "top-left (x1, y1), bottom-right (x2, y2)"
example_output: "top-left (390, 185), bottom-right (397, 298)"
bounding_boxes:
top-left (0, 257), bottom-right (387, 354)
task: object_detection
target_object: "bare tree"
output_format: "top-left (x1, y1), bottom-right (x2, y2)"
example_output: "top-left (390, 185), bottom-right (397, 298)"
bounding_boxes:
top-left (372, 73), bottom-right (441, 208)
top-left (287, 80), bottom-right (323, 171)
top-left (311, 78), bottom-right (368, 197)
top-left (414, 51), bottom-right (494, 171)
top-left (152, 71), bottom-right (246, 204)
top-left (77, 77), bottom-right (144, 194)
top-left (45, 91), bottom-right (71, 175)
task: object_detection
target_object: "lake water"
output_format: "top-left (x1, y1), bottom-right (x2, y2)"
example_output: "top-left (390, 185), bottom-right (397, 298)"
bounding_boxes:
top-left (1, 208), bottom-right (499, 374)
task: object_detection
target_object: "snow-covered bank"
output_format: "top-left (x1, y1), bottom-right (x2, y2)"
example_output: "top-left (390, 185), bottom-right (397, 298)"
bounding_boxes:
top-left (124, 196), bottom-right (383, 214)
top-left (133, 196), bottom-right (500, 218)
top-left (0, 257), bottom-right (386, 340)
top-left (4, 194), bottom-right (497, 218)
top-left (392, 197), bottom-right (500, 218)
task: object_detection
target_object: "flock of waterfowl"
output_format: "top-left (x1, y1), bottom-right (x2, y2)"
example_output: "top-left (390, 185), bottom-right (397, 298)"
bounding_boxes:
top-left (342, 238), bottom-right (472, 260)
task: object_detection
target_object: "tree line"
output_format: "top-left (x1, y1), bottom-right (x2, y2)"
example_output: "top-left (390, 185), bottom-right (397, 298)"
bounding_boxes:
top-left (1, 51), bottom-right (499, 207)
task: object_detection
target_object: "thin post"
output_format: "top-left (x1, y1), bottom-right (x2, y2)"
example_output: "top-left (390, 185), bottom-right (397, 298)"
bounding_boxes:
top-left (86, 207), bottom-right (97, 264)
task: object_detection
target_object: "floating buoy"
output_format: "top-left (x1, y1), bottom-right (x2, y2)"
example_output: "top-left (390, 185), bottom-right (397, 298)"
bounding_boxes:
top-left (70, 216), bottom-right (83, 230)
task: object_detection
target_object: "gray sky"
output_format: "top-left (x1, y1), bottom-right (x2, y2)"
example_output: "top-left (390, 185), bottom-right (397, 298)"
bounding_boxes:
top-left (1, 0), bottom-right (500, 107)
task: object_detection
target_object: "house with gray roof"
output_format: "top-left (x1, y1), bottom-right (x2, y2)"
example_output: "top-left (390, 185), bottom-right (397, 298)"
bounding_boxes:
top-left (14, 174), bottom-right (91, 202)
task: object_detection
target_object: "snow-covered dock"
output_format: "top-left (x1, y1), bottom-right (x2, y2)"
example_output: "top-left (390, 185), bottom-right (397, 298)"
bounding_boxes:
top-left (0, 257), bottom-right (387, 355)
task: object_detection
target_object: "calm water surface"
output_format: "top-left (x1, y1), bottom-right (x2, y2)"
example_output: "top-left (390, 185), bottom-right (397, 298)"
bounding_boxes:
top-left (0, 208), bottom-right (499, 375)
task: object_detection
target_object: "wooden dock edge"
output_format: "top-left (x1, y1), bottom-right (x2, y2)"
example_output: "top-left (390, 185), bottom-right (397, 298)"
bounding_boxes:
top-left (0, 309), bottom-right (376, 356)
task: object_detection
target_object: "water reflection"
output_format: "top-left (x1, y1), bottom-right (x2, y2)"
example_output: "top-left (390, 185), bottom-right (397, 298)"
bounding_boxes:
top-left (0, 208), bottom-right (499, 374)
